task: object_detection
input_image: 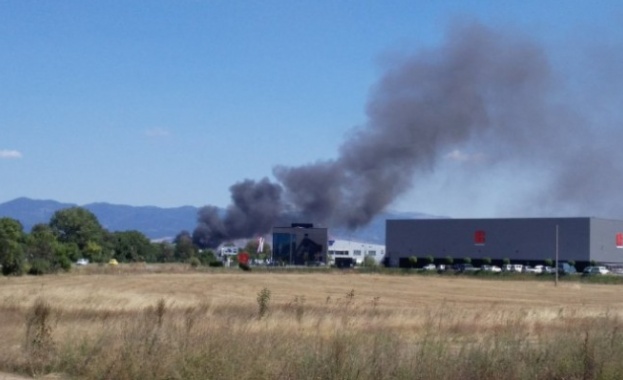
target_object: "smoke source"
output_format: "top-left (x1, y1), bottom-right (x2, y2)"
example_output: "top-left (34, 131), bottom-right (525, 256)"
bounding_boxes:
top-left (193, 20), bottom-right (623, 248)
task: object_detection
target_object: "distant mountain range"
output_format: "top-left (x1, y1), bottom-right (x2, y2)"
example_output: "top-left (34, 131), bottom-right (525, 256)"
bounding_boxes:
top-left (0, 197), bottom-right (441, 244)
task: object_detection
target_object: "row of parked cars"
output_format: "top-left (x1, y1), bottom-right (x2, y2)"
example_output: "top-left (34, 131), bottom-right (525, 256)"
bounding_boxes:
top-left (420, 263), bottom-right (582, 275)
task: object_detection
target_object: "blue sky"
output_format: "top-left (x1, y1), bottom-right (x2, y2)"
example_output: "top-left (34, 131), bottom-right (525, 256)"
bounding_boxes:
top-left (2, 1), bottom-right (622, 218)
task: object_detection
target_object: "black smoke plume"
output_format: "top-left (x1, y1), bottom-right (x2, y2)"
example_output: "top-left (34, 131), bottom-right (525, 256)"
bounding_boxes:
top-left (194, 20), bottom-right (623, 248)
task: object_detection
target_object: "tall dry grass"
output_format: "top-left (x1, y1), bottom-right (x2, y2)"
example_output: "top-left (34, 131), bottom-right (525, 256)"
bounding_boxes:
top-left (1, 270), bottom-right (623, 379)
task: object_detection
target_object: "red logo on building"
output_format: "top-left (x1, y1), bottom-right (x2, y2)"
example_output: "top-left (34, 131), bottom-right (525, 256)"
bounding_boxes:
top-left (238, 252), bottom-right (250, 265)
top-left (474, 230), bottom-right (486, 245)
top-left (616, 233), bottom-right (623, 249)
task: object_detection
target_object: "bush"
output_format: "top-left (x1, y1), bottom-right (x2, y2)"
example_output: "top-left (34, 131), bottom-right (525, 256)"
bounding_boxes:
top-left (257, 287), bottom-right (271, 318)
top-left (208, 261), bottom-right (224, 267)
top-left (188, 257), bottom-right (201, 268)
top-left (362, 256), bottom-right (377, 268)
top-left (28, 259), bottom-right (50, 275)
top-left (197, 249), bottom-right (217, 265)
top-left (239, 263), bottom-right (251, 271)
top-left (55, 255), bottom-right (72, 272)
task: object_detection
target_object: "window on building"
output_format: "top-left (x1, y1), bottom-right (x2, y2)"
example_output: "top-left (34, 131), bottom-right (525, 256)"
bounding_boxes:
top-left (367, 250), bottom-right (376, 256)
top-left (354, 250), bottom-right (362, 256)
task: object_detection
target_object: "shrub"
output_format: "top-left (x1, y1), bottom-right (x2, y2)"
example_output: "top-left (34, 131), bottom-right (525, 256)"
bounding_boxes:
top-left (257, 287), bottom-right (271, 319)
top-left (188, 257), bottom-right (201, 268)
top-left (239, 263), bottom-right (251, 271)
top-left (24, 298), bottom-right (55, 375)
top-left (208, 261), bottom-right (224, 267)
top-left (362, 256), bottom-right (377, 268)
top-left (28, 259), bottom-right (50, 275)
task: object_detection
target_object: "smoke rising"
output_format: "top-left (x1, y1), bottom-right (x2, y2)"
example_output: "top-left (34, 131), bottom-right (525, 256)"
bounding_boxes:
top-left (194, 20), bottom-right (623, 248)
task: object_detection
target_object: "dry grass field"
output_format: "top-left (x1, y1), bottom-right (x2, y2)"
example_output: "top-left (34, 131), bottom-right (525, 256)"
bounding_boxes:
top-left (2, 266), bottom-right (623, 379)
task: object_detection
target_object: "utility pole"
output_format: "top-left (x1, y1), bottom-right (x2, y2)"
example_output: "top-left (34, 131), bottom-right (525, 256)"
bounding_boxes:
top-left (555, 224), bottom-right (559, 287)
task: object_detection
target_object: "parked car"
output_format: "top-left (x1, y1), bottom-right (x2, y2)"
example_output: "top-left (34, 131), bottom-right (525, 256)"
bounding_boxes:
top-left (524, 265), bottom-right (543, 274)
top-left (76, 258), bottom-right (89, 266)
top-left (481, 265), bottom-right (502, 273)
top-left (422, 263), bottom-right (437, 271)
top-left (510, 264), bottom-right (523, 273)
top-left (543, 266), bottom-right (556, 274)
top-left (583, 266), bottom-right (610, 276)
top-left (558, 263), bottom-right (577, 275)
top-left (454, 263), bottom-right (479, 273)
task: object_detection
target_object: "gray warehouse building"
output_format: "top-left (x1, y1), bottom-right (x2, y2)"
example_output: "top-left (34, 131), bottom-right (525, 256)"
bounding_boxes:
top-left (386, 217), bottom-right (623, 269)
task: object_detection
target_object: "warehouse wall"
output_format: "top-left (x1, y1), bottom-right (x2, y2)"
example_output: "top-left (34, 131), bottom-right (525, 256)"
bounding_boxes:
top-left (590, 218), bottom-right (623, 264)
top-left (386, 218), bottom-right (592, 267)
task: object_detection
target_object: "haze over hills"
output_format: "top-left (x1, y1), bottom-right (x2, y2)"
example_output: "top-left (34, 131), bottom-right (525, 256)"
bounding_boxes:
top-left (0, 197), bottom-right (440, 244)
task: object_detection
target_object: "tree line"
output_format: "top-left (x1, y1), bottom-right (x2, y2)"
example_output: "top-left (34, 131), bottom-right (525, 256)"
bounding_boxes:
top-left (0, 206), bottom-right (225, 276)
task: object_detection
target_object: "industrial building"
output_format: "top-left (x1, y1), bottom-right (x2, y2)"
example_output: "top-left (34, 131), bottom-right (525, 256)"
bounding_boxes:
top-left (328, 239), bottom-right (386, 265)
top-left (386, 217), bottom-right (623, 269)
top-left (272, 223), bottom-right (328, 265)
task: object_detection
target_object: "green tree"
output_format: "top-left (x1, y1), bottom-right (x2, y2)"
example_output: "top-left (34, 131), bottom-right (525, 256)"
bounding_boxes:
top-left (409, 256), bottom-right (418, 268)
top-left (362, 256), bottom-right (377, 268)
top-left (25, 223), bottom-right (69, 274)
top-left (49, 207), bottom-right (106, 257)
top-left (197, 249), bottom-right (217, 265)
top-left (502, 258), bottom-right (510, 266)
top-left (111, 230), bottom-right (153, 262)
top-left (544, 258), bottom-right (553, 267)
top-left (154, 241), bottom-right (175, 263)
top-left (463, 257), bottom-right (472, 264)
top-left (482, 257), bottom-right (492, 265)
top-left (445, 256), bottom-right (454, 266)
top-left (174, 231), bottom-right (196, 262)
top-left (84, 241), bottom-right (105, 262)
top-left (243, 238), bottom-right (272, 262)
top-left (426, 255), bottom-right (434, 265)
top-left (0, 218), bottom-right (26, 275)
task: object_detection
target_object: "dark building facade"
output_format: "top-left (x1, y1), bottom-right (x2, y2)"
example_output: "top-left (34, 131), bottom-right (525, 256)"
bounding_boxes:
top-left (272, 223), bottom-right (328, 265)
top-left (386, 217), bottom-right (623, 269)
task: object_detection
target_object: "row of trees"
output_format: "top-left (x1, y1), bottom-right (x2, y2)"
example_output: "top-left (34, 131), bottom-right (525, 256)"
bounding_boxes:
top-left (0, 207), bottom-right (222, 276)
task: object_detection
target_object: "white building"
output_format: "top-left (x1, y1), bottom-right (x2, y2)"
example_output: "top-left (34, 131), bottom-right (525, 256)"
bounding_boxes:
top-left (328, 239), bottom-right (386, 265)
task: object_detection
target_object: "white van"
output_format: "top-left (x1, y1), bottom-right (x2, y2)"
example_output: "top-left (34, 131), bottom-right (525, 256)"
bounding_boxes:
top-left (511, 264), bottom-right (524, 273)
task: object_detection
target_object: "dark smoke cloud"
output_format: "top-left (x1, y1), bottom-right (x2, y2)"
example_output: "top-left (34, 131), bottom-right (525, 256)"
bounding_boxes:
top-left (194, 20), bottom-right (623, 248)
